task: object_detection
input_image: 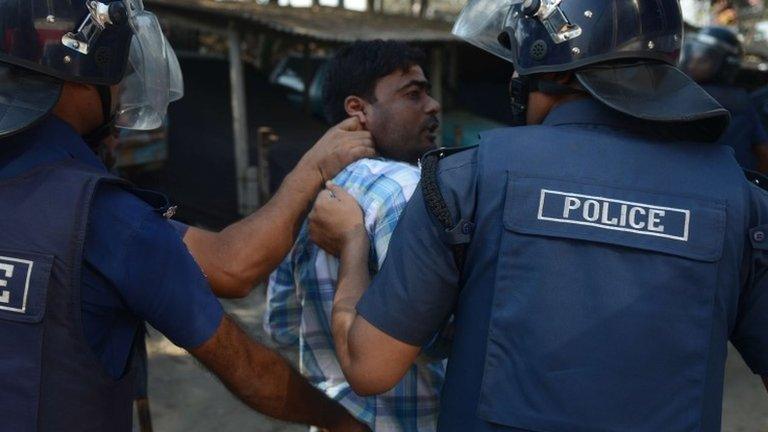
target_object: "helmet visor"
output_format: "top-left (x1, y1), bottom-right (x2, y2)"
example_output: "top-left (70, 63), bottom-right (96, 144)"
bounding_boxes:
top-left (452, 0), bottom-right (520, 62)
top-left (115, 0), bottom-right (184, 130)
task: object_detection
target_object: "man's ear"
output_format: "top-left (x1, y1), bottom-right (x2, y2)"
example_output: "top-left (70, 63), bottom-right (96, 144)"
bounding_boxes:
top-left (344, 96), bottom-right (368, 127)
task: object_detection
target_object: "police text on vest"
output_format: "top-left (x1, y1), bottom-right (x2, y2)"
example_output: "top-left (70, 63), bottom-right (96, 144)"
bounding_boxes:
top-left (0, 262), bottom-right (13, 304)
top-left (537, 189), bottom-right (690, 241)
top-left (0, 256), bottom-right (34, 314)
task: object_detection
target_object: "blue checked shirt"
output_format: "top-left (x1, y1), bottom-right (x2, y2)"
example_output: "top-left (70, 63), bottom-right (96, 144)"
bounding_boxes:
top-left (265, 158), bottom-right (445, 431)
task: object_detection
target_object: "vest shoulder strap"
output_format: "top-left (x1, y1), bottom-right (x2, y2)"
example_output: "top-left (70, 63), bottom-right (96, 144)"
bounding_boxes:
top-left (421, 146), bottom-right (477, 270)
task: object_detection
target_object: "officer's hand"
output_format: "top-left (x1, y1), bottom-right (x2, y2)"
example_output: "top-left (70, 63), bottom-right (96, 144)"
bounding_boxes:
top-left (301, 117), bottom-right (376, 183)
top-left (309, 182), bottom-right (367, 257)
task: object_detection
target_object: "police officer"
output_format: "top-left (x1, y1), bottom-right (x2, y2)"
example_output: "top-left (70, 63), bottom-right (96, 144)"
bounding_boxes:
top-left (0, 0), bottom-right (374, 431)
top-left (680, 25), bottom-right (768, 172)
top-left (308, 0), bottom-right (768, 431)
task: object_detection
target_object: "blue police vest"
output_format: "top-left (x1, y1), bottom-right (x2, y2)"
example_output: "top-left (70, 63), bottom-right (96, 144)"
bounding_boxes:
top-left (438, 101), bottom-right (749, 432)
top-left (0, 159), bottom-right (135, 432)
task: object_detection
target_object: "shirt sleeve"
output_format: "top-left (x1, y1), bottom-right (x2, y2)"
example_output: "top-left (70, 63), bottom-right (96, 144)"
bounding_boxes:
top-left (732, 186), bottom-right (768, 375)
top-left (732, 257), bottom-right (768, 375)
top-left (370, 177), bottom-right (419, 270)
top-left (356, 185), bottom-right (461, 347)
top-left (86, 184), bottom-right (224, 350)
top-left (168, 219), bottom-right (190, 238)
top-left (264, 255), bottom-right (301, 346)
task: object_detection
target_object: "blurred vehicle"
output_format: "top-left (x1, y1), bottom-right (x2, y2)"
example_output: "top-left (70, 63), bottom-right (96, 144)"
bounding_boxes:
top-left (269, 54), bottom-right (328, 120)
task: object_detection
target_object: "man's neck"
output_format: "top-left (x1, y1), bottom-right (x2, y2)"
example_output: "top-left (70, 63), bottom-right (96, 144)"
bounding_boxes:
top-left (51, 84), bottom-right (103, 136)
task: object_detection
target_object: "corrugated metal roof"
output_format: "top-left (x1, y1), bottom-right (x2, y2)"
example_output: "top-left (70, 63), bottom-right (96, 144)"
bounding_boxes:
top-left (147, 0), bottom-right (457, 43)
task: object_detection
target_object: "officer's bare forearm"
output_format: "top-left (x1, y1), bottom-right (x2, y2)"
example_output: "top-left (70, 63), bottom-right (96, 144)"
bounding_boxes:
top-left (331, 230), bottom-right (371, 379)
top-left (191, 315), bottom-right (359, 429)
top-left (330, 230), bottom-right (422, 396)
top-left (183, 161), bottom-right (323, 297)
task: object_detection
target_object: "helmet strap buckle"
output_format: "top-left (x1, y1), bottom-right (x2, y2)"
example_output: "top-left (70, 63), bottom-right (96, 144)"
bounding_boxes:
top-left (523, 0), bottom-right (582, 44)
top-left (62, 1), bottom-right (127, 55)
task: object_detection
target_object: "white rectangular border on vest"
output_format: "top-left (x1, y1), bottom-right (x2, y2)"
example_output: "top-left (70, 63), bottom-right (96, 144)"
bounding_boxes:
top-left (537, 189), bottom-right (691, 242)
top-left (0, 256), bottom-right (34, 314)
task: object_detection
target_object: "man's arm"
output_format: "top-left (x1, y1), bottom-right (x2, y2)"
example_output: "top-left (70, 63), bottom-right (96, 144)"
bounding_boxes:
top-left (191, 316), bottom-right (367, 431)
top-left (183, 118), bottom-right (374, 298)
top-left (309, 184), bottom-right (421, 396)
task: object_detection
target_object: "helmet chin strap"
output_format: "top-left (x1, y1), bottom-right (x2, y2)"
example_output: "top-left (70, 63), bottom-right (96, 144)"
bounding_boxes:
top-left (83, 85), bottom-right (118, 168)
top-left (509, 75), bottom-right (584, 126)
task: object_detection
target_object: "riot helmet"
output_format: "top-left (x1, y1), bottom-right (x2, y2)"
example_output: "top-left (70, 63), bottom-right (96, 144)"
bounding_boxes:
top-left (679, 26), bottom-right (742, 85)
top-left (0, 0), bottom-right (183, 138)
top-left (452, 0), bottom-right (729, 140)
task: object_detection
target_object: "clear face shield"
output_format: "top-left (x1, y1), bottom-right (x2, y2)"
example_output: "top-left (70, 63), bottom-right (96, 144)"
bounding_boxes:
top-left (116, 0), bottom-right (184, 130)
top-left (63, 0), bottom-right (184, 131)
top-left (452, 0), bottom-right (518, 61)
top-left (452, 0), bottom-right (582, 63)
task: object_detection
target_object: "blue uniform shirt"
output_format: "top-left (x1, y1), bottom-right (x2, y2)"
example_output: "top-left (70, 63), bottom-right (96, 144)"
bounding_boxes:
top-left (358, 99), bottom-right (768, 431)
top-left (0, 116), bottom-right (224, 379)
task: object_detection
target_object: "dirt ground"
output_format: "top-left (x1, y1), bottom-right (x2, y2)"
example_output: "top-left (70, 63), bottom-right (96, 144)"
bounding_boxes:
top-left (138, 289), bottom-right (768, 432)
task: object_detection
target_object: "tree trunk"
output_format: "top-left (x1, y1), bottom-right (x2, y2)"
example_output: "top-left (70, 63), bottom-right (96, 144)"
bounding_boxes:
top-left (419, 0), bottom-right (428, 17)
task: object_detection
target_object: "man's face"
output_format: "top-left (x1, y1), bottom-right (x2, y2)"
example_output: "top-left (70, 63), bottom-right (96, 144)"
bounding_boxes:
top-left (364, 66), bottom-right (441, 164)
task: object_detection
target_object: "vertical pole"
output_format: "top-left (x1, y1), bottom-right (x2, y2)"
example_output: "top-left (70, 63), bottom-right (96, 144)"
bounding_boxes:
top-left (419, 0), bottom-right (428, 17)
top-left (302, 42), bottom-right (312, 115)
top-left (257, 127), bottom-right (278, 204)
top-left (430, 47), bottom-right (444, 148)
top-left (228, 23), bottom-right (255, 215)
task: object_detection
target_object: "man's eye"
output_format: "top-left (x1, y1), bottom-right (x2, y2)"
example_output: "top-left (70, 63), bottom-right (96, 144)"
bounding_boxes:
top-left (407, 91), bottom-right (421, 99)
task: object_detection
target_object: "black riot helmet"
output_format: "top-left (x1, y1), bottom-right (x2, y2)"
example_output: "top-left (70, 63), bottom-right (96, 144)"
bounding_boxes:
top-left (0, 0), bottom-right (183, 138)
top-left (453, 0), bottom-right (730, 140)
top-left (680, 26), bottom-right (743, 85)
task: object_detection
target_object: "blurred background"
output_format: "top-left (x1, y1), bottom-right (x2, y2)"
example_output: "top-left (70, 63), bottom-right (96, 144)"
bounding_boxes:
top-left (117, 1), bottom-right (768, 430)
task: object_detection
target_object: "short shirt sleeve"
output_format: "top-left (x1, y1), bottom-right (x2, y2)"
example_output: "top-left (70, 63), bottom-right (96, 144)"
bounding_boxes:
top-left (168, 219), bottom-right (190, 238)
top-left (732, 185), bottom-right (768, 375)
top-left (355, 149), bottom-right (478, 347)
top-left (85, 184), bottom-right (224, 349)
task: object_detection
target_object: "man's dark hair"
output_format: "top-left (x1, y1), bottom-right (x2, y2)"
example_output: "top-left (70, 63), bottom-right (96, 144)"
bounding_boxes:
top-left (322, 40), bottom-right (425, 124)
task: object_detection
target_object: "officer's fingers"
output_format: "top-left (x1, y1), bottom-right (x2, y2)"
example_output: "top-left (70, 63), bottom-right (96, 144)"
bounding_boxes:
top-left (341, 131), bottom-right (373, 141)
top-left (325, 182), bottom-right (355, 203)
top-left (336, 116), bottom-right (362, 132)
top-left (325, 181), bottom-right (342, 195)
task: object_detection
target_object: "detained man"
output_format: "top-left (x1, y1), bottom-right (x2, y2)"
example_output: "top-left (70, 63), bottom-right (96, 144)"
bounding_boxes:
top-left (264, 40), bottom-right (444, 431)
